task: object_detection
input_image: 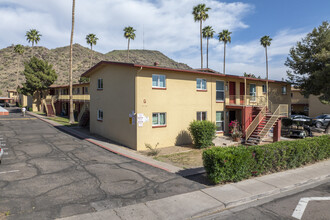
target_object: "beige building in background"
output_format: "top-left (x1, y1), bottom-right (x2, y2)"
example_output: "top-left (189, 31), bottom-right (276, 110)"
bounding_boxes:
top-left (290, 88), bottom-right (330, 117)
top-left (82, 61), bottom-right (291, 151)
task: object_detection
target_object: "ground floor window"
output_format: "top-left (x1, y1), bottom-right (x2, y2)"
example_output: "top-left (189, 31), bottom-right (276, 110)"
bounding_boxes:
top-left (152, 112), bottom-right (166, 126)
top-left (196, 111), bottom-right (207, 121)
top-left (216, 111), bottom-right (224, 132)
top-left (97, 109), bottom-right (103, 121)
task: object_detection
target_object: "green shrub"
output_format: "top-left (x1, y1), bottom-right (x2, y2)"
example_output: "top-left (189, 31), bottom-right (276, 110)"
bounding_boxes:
top-left (188, 120), bottom-right (216, 148)
top-left (203, 135), bottom-right (330, 184)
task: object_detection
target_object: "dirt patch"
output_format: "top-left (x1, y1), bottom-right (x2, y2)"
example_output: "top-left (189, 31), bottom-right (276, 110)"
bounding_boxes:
top-left (155, 149), bottom-right (203, 169)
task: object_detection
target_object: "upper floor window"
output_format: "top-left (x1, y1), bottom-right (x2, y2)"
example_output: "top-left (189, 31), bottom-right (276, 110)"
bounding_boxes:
top-left (282, 86), bottom-right (287, 95)
top-left (197, 79), bottom-right (207, 90)
top-left (76, 88), bottom-right (80, 94)
top-left (250, 84), bottom-right (256, 101)
top-left (152, 112), bottom-right (166, 126)
top-left (152, 74), bottom-right (166, 88)
top-left (97, 109), bottom-right (103, 121)
top-left (216, 81), bottom-right (225, 101)
top-left (196, 111), bottom-right (207, 121)
top-left (262, 84), bottom-right (267, 93)
top-left (98, 78), bottom-right (103, 90)
top-left (84, 87), bottom-right (89, 94)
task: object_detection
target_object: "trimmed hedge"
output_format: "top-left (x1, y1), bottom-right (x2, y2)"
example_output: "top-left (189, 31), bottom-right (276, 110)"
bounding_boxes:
top-left (203, 135), bottom-right (330, 184)
top-left (189, 120), bottom-right (216, 149)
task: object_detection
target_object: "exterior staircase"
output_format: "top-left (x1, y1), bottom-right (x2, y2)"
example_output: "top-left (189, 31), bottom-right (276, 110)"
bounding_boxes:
top-left (245, 104), bottom-right (288, 145)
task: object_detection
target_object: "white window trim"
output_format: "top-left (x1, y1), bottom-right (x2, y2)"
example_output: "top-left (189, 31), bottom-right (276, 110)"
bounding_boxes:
top-left (216, 80), bottom-right (225, 101)
top-left (216, 111), bottom-right (224, 132)
top-left (152, 112), bottom-right (166, 126)
top-left (249, 83), bottom-right (257, 102)
top-left (196, 78), bottom-right (207, 91)
top-left (97, 109), bottom-right (103, 121)
top-left (97, 78), bottom-right (103, 90)
top-left (196, 111), bottom-right (207, 121)
top-left (152, 74), bottom-right (166, 88)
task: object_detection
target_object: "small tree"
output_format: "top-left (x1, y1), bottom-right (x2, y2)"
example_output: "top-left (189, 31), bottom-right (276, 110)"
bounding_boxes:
top-left (19, 57), bottom-right (57, 111)
top-left (79, 76), bottom-right (90, 83)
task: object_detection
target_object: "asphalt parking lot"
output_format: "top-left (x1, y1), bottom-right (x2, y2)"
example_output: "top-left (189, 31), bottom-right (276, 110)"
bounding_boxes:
top-left (0, 109), bottom-right (203, 219)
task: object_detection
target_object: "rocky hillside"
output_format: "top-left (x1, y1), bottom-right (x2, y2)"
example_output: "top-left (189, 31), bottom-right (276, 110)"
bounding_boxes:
top-left (0, 44), bottom-right (191, 95)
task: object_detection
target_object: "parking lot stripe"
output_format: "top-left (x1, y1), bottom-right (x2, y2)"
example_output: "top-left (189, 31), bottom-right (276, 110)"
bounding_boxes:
top-left (0, 170), bottom-right (19, 175)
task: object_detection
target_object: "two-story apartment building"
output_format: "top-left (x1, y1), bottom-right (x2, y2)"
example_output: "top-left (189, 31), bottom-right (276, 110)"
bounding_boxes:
top-left (82, 61), bottom-right (290, 151)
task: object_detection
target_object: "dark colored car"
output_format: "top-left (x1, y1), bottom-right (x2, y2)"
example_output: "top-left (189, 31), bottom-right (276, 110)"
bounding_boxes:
top-left (312, 114), bottom-right (330, 128)
top-left (291, 115), bottom-right (312, 123)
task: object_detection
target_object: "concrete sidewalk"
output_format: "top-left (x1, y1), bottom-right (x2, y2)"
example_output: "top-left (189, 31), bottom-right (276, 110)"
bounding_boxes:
top-left (27, 112), bottom-right (183, 173)
top-left (57, 159), bottom-right (330, 220)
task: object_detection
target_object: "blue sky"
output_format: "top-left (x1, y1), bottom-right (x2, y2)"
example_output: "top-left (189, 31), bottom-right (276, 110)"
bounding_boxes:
top-left (0, 0), bottom-right (329, 80)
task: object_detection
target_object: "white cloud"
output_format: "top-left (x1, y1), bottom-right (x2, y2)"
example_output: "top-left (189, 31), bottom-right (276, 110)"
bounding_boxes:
top-left (0, 0), bottom-right (307, 80)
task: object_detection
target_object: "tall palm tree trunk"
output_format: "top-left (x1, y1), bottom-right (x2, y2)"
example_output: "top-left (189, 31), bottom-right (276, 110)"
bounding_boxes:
top-left (223, 43), bottom-right (226, 74)
top-left (32, 42), bottom-right (34, 57)
top-left (90, 45), bottom-right (93, 68)
top-left (16, 56), bottom-right (20, 89)
top-left (265, 46), bottom-right (269, 108)
top-left (206, 38), bottom-right (209, 69)
top-left (69, 0), bottom-right (75, 124)
top-left (127, 38), bottom-right (130, 62)
top-left (200, 20), bottom-right (203, 69)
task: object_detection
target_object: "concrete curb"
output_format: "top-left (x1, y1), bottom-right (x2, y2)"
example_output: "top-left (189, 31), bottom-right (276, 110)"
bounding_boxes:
top-left (27, 112), bottom-right (182, 173)
top-left (56, 159), bottom-right (330, 220)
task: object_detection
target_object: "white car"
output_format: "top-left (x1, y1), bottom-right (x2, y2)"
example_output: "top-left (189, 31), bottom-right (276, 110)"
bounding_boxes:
top-left (0, 147), bottom-right (3, 164)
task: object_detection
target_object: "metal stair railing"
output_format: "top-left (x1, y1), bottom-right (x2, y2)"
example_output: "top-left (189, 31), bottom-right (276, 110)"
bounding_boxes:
top-left (257, 104), bottom-right (288, 140)
top-left (245, 106), bottom-right (266, 141)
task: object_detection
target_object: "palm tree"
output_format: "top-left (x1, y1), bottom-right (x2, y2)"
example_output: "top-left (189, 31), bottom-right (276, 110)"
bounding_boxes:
top-left (69, 0), bottom-right (75, 124)
top-left (14, 44), bottom-right (25, 90)
top-left (86, 33), bottom-right (98, 67)
top-left (123, 26), bottom-right (136, 62)
top-left (202, 26), bottom-right (215, 69)
top-left (25, 29), bottom-right (41, 57)
top-left (192, 4), bottom-right (210, 69)
top-left (218, 30), bottom-right (232, 74)
top-left (260, 35), bottom-right (272, 108)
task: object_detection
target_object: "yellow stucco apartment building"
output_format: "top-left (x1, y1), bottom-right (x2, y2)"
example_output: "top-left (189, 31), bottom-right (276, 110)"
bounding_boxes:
top-left (82, 61), bottom-right (291, 151)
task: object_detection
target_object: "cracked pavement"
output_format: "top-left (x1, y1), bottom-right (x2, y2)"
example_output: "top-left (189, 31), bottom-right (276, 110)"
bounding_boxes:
top-left (0, 109), bottom-right (203, 219)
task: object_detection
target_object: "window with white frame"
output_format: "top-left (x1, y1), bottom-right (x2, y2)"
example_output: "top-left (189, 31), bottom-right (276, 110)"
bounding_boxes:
top-left (250, 84), bottom-right (256, 101)
top-left (196, 78), bottom-right (207, 90)
top-left (282, 86), bottom-right (287, 95)
top-left (216, 111), bottom-right (224, 132)
top-left (216, 81), bottom-right (225, 101)
top-left (97, 109), bottom-right (103, 121)
top-left (152, 112), bottom-right (166, 126)
top-left (97, 78), bottom-right (103, 90)
top-left (262, 84), bottom-right (267, 93)
top-left (196, 111), bottom-right (207, 121)
top-left (152, 74), bottom-right (166, 88)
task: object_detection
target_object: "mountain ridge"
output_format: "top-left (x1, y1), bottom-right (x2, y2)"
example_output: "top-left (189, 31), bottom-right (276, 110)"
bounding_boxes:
top-left (0, 43), bottom-right (191, 95)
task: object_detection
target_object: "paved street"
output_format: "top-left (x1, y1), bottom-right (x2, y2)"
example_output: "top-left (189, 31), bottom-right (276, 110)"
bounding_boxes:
top-left (201, 180), bottom-right (330, 220)
top-left (0, 109), bottom-right (203, 219)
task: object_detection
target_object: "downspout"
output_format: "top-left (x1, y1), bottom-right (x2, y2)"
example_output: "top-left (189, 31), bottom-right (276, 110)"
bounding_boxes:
top-left (135, 66), bottom-right (143, 149)
top-left (211, 76), bottom-right (213, 122)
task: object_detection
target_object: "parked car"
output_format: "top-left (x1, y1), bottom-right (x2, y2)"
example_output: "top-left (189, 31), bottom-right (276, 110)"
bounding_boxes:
top-left (312, 114), bottom-right (330, 128)
top-left (291, 115), bottom-right (312, 123)
top-left (0, 147), bottom-right (3, 164)
top-left (289, 125), bottom-right (312, 138)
